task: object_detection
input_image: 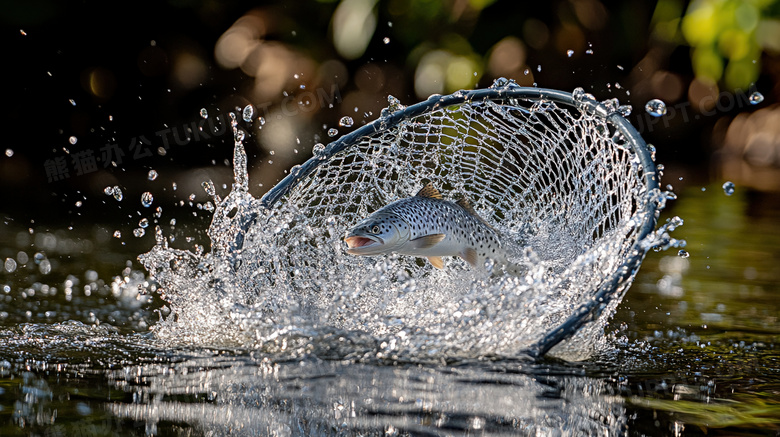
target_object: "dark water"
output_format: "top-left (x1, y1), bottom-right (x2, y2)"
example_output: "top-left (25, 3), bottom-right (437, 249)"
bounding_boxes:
top-left (1, 184), bottom-right (778, 436)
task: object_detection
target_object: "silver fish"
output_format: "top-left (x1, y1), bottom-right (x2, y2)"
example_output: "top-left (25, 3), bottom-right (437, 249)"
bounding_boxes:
top-left (344, 183), bottom-right (511, 270)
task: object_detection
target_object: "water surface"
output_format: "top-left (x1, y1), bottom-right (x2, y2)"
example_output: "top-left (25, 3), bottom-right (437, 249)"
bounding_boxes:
top-left (1, 185), bottom-right (778, 436)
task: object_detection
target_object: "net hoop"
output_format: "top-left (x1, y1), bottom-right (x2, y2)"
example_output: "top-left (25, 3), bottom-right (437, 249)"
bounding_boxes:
top-left (251, 86), bottom-right (660, 358)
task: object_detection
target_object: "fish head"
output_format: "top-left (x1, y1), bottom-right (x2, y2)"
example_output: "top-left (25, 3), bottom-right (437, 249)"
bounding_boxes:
top-left (344, 212), bottom-right (410, 255)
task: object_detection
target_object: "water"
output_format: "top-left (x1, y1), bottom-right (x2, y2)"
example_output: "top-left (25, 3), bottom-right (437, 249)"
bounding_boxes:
top-left (723, 181), bottom-right (736, 196)
top-left (2, 109), bottom-right (778, 435)
top-left (645, 99), bottom-right (667, 117)
top-left (2, 184), bottom-right (777, 435)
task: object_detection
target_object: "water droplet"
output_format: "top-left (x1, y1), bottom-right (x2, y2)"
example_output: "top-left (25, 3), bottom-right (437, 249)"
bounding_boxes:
top-left (327, 128), bottom-right (338, 137)
top-left (602, 98), bottom-right (619, 112)
top-left (617, 65), bottom-right (624, 70)
top-left (139, 218), bottom-right (149, 228)
top-left (147, 169), bottom-right (158, 181)
top-left (749, 92), bottom-right (764, 105)
top-left (678, 249), bottom-right (689, 258)
top-left (242, 105), bottom-right (254, 122)
top-left (722, 181), bottom-right (735, 196)
top-left (141, 192), bottom-right (154, 207)
top-left (235, 129), bottom-right (245, 142)
top-left (572, 87), bottom-right (595, 103)
top-left (585, 49), bottom-right (593, 55)
top-left (113, 230), bottom-right (122, 238)
top-left (617, 105), bottom-right (632, 117)
top-left (566, 49), bottom-right (574, 57)
top-left (523, 68), bottom-right (530, 75)
top-left (68, 136), bottom-right (77, 145)
top-left (202, 180), bottom-right (216, 197)
top-left (200, 108), bottom-right (208, 119)
top-left (111, 186), bottom-right (123, 201)
top-left (258, 117), bottom-right (266, 126)
top-left (103, 186), bottom-right (113, 196)
top-left (133, 228), bottom-right (146, 238)
top-left (492, 77), bottom-right (510, 88)
top-left (386, 95), bottom-right (404, 113)
top-left (5, 149), bottom-right (13, 157)
top-left (4, 258), bottom-right (17, 273)
top-left (313, 143), bottom-right (325, 155)
top-left (383, 37), bottom-right (390, 44)
top-left (75, 200), bottom-right (82, 207)
top-left (172, 182), bottom-right (177, 191)
top-left (339, 116), bottom-right (354, 127)
top-left (69, 99), bottom-right (76, 106)
top-left (537, 65), bottom-right (541, 72)
top-left (644, 99), bottom-right (667, 117)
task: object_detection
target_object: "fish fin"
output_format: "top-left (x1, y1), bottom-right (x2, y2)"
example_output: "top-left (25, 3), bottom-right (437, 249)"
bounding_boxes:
top-left (415, 182), bottom-right (443, 199)
top-left (410, 233), bottom-right (445, 249)
top-left (460, 248), bottom-right (478, 267)
top-left (427, 256), bottom-right (444, 269)
top-left (456, 197), bottom-right (496, 231)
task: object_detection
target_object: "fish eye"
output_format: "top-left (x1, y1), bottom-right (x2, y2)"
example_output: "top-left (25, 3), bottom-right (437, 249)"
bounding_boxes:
top-left (371, 225), bottom-right (380, 234)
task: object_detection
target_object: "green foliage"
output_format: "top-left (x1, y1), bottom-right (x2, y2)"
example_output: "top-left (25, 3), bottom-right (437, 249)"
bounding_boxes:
top-left (655, 0), bottom-right (780, 89)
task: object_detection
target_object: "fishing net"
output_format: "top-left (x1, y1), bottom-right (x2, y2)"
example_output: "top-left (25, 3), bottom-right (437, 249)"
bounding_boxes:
top-left (152, 81), bottom-right (662, 359)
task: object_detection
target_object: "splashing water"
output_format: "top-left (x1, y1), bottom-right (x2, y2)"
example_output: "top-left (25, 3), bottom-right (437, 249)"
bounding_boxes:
top-left (141, 192), bottom-right (154, 207)
top-left (644, 99), bottom-right (667, 117)
top-left (723, 181), bottom-right (735, 196)
top-left (242, 105), bottom-right (254, 122)
top-left (749, 92), bottom-right (764, 105)
top-left (139, 91), bottom-right (666, 362)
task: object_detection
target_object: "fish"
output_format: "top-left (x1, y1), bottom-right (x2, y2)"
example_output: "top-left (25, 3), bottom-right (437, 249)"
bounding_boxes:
top-left (344, 182), bottom-right (515, 271)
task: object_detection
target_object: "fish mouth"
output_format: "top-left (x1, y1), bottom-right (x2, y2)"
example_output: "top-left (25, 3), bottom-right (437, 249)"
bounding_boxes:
top-left (344, 235), bottom-right (384, 255)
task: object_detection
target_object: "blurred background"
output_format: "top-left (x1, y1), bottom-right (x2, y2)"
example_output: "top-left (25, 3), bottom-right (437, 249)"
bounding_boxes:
top-left (1, 0), bottom-right (779, 225)
top-left (2, 3), bottom-right (780, 432)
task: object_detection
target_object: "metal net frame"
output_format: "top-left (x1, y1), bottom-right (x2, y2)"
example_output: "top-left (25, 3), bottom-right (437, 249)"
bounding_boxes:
top-left (235, 86), bottom-right (660, 358)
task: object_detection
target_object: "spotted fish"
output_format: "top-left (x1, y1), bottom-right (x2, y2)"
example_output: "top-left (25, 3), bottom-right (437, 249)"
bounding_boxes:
top-left (344, 183), bottom-right (513, 270)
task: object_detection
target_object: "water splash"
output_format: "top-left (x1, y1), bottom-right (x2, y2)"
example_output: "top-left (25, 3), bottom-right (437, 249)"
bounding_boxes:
top-left (139, 98), bottom-right (666, 362)
top-left (141, 192), bottom-right (154, 207)
top-left (722, 181), bottom-right (735, 196)
top-left (242, 105), bottom-right (254, 122)
top-left (644, 99), bottom-right (667, 117)
top-left (749, 92), bottom-right (764, 105)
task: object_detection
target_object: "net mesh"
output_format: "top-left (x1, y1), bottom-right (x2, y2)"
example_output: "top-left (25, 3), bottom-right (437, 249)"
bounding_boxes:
top-left (280, 97), bottom-right (642, 266)
top-left (142, 87), bottom-right (657, 359)
top-left (224, 92), bottom-right (653, 358)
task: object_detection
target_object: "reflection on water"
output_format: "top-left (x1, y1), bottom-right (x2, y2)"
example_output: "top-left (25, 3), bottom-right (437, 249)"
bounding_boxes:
top-left (110, 356), bottom-right (625, 435)
top-left (1, 184), bottom-right (779, 435)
